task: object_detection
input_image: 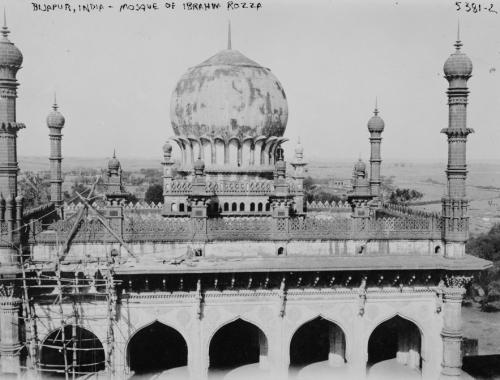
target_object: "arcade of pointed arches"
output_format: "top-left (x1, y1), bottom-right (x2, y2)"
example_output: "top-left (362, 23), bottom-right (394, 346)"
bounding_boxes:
top-left (37, 313), bottom-right (424, 377)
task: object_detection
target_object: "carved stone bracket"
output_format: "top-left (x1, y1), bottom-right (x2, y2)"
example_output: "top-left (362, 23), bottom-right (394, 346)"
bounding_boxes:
top-left (444, 274), bottom-right (473, 289)
top-left (196, 279), bottom-right (203, 320)
top-left (358, 277), bottom-right (367, 316)
top-left (436, 279), bottom-right (444, 313)
top-left (279, 277), bottom-right (286, 318)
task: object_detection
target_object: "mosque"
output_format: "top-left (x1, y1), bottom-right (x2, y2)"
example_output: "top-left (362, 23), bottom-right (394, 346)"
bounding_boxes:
top-left (0, 14), bottom-right (491, 380)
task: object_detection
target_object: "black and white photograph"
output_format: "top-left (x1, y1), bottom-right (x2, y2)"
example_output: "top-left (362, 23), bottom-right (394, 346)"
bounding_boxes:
top-left (0, 0), bottom-right (498, 379)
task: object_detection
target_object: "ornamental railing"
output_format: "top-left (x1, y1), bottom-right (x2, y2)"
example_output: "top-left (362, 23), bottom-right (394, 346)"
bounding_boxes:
top-left (382, 202), bottom-right (440, 219)
top-left (29, 214), bottom-right (442, 244)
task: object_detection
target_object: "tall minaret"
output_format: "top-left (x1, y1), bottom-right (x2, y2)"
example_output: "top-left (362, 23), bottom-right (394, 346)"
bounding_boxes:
top-left (0, 15), bottom-right (24, 374)
top-left (291, 138), bottom-right (307, 214)
top-left (47, 95), bottom-right (65, 212)
top-left (0, 13), bottom-right (24, 199)
top-left (441, 27), bottom-right (473, 257)
top-left (367, 100), bottom-right (385, 202)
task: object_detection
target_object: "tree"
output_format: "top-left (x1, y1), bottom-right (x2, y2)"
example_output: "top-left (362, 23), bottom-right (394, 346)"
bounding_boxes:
top-left (388, 188), bottom-right (423, 205)
top-left (467, 224), bottom-right (500, 311)
top-left (125, 193), bottom-right (139, 204)
top-left (19, 172), bottom-right (50, 209)
top-left (145, 184), bottom-right (163, 204)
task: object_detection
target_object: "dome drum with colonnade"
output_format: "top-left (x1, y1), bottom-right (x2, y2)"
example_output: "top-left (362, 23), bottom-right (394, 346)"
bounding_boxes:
top-left (169, 31), bottom-right (288, 176)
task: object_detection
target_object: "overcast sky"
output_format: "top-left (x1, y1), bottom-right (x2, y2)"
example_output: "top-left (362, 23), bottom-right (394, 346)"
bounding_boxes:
top-left (5, 0), bottom-right (500, 163)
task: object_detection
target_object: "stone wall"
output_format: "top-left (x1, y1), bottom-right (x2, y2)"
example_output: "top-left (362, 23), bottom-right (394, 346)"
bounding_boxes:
top-left (30, 238), bottom-right (444, 262)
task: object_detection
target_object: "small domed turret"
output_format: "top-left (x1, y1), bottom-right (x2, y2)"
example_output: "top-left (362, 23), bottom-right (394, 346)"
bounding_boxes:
top-left (108, 151), bottom-right (120, 171)
top-left (354, 158), bottom-right (366, 173)
top-left (367, 107), bottom-right (384, 133)
top-left (47, 100), bottom-right (65, 129)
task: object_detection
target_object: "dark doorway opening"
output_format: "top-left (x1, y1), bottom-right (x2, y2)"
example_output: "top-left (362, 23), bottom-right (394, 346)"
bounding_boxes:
top-left (209, 319), bottom-right (266, 372)
top-left (289, 317), bottom-right (346, 367)
top-left (127, 321), bottom-right (187, 374)
top-left (367, 315), bottom-right (421, 368)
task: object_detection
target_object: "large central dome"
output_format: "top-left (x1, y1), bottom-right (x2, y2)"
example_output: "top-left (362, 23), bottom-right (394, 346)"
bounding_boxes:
top-left (170, 48), bottom-right (288, 140)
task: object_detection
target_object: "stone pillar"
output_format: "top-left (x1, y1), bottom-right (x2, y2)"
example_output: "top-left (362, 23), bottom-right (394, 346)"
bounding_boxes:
top-left (237, 143), bottom-right (242, 167)
top-left (224, 142), bottom-right (229, 165)
top-left (250, 142), bottom-right (255, 166)
top-left (0, 195), bottom-right (17, 267)
top-left (14, 195), bottom-right (22, 231)
top-left (328, 324), bottom-right (345, 366)
top-left (441, 286), bottom-right (465, 378)
top-left (187, 312), bottom-right (202, 380)
top-left (0, 296), bottom-right (22, 375)
top-left (349, 311), bottom-right (366, 379)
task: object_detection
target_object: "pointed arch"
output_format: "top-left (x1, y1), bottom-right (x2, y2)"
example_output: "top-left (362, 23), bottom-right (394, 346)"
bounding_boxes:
top-left (208, 317), bottom-right (268, 372)
top-left (367, 314), bottom-right (423, 373)
top-left (126, 320), bottom-right (188, 374)
top-left (289, 315), bottom-right (348, 369)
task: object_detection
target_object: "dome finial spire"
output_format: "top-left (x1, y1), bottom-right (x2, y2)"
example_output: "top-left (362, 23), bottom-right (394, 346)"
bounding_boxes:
top-left (374, 97), bottom-right (379, 116)
top-left (1, 8), bottom-right (9, 38)
top-left (454, 20), bottom-right (463, 51)
top-left (227, 19), bottom-right (232, 50)
top-left (53, 92), bottom-right (58, 111)
top-left (113, 149), bottom-right (116, 159)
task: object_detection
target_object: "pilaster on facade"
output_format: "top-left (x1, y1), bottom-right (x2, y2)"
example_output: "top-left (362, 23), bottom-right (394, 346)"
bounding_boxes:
top-left (0, 295), bottom-right (22, 375)
top-left (439, 275), bottom-right (472, 379)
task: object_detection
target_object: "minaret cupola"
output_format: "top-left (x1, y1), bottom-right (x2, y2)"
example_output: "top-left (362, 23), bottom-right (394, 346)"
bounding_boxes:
top-left (443, 27), bottom-right (472, 78)
top-left (0, 13), bottom-right (22, 73)
top-left (367, 103), bottom-right (385, 133)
